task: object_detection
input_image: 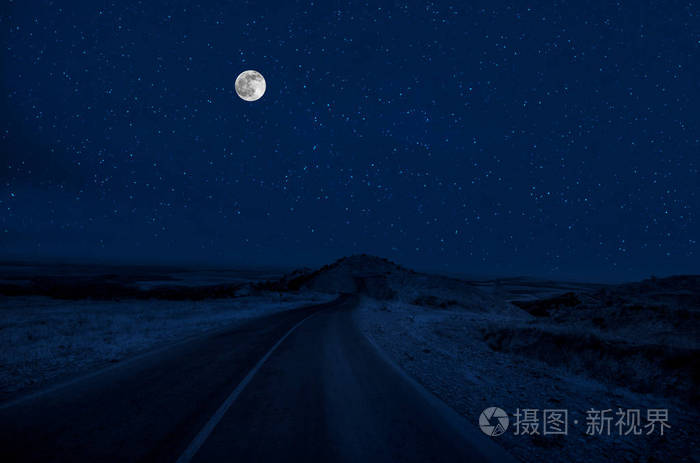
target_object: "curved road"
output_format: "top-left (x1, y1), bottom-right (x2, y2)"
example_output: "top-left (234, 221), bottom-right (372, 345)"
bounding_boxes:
top-left (0, 294), bottom-right (515, 462)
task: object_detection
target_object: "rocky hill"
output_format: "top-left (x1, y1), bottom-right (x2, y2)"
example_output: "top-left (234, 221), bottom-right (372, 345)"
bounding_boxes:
top-left (263, 254), bottom-right (506, 312)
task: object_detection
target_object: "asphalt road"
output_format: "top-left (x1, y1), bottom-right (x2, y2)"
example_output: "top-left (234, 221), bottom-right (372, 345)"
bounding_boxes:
top-left (0, 294), bottom-right (515, 463)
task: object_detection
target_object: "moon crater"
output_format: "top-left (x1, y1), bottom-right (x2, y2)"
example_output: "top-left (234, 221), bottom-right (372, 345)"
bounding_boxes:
top-left (235, 70), bottom-right (266, 102)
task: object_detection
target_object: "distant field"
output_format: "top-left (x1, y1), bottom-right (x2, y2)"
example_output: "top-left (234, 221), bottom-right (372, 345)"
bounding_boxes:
top-left (0, 261), bottom-right (290, 286)
top-left (0, 261), bottom-right (292, 300)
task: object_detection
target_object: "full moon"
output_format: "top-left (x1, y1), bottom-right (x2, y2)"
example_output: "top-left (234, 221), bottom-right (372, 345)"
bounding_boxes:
top-left (235, 70), bottom-right (266, 102)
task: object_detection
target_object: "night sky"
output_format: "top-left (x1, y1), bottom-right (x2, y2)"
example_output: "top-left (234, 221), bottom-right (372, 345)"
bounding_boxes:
top-left (1, 1), bottom-right (698, 281)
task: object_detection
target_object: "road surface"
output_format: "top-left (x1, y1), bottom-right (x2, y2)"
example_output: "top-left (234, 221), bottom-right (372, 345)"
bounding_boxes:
top-left (0, 294), bottom-right (515, 462)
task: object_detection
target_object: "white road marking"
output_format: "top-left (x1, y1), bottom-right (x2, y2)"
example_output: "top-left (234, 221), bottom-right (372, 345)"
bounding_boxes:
top-left (175, 312), bottom-right (317, 463)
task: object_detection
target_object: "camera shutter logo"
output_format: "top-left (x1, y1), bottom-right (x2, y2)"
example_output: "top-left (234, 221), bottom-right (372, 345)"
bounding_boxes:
top-left (479, 407), bottom-right (509, 437)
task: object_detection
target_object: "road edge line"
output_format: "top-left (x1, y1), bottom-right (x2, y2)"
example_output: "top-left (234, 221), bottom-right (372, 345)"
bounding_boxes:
top-left (175, 311), bottom-right (317, 463)
top-left (353, 309), bottom-right (518, 463)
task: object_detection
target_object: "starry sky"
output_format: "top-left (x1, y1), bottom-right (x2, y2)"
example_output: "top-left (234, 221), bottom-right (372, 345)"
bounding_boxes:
top-left (1, 1), bottom-right (698, 281)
